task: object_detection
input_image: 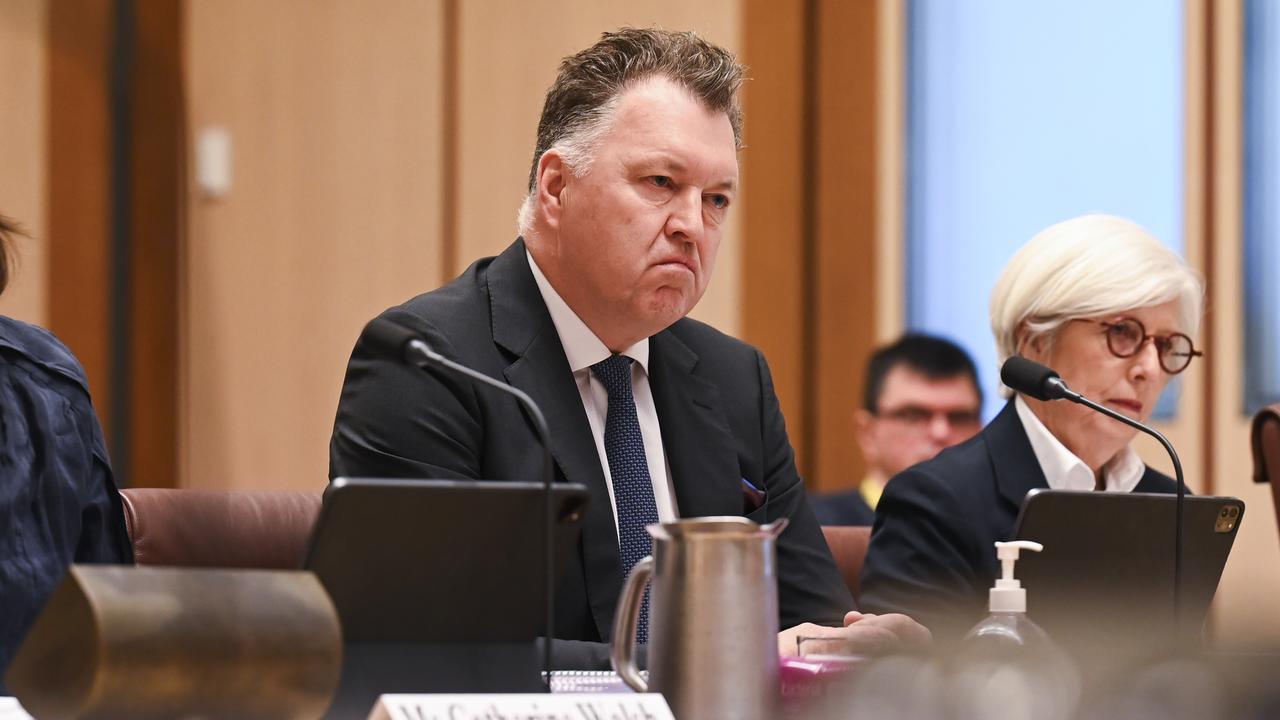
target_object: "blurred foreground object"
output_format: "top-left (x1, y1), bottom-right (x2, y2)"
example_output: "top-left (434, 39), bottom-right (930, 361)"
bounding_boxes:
top-left (6, 565), bottom-right (341, 719)
top-left (1252, 403), bottom-right (1280, 534)
top-left (806, 651), bottom-right (1280, 720)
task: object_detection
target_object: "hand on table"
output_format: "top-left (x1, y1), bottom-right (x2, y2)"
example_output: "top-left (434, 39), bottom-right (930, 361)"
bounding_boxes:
top-left (777, 612), bottom-right (931, 658)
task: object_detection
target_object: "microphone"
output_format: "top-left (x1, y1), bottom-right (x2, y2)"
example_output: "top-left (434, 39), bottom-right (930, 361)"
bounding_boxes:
top-left (999, 355), bottom-right (1077, 402)
top-left (1000, 355), bottom-right (1188, 637)
top-left (363, 316), bottom-right (559, 687)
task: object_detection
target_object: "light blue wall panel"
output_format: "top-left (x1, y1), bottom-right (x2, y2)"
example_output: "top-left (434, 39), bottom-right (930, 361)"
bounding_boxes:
top-left (1244, 0), bottom-right (1280, 414)
top-left (906, 0), bottom-right (1185, 421)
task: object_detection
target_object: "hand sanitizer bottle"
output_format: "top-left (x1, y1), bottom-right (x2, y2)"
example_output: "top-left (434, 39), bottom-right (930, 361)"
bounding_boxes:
top-left (964, 540), bottom-right (1051, 649)
top-left (950, 540), bottom-right (1080, 720)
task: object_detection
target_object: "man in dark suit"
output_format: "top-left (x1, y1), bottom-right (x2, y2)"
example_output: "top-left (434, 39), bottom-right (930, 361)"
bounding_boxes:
top-left (811, 333), bottom-right (983, 526)
top-left (330, 28), bottom-right (927, 667)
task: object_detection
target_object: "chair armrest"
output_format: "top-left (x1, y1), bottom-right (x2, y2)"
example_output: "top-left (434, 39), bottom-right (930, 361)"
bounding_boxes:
top-left (820, 525), bottom-right (872, 599)
top-left (121, 488), bottom-right (323, 568)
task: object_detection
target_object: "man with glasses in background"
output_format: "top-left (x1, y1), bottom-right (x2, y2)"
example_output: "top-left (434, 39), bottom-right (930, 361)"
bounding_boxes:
top-left (813, 334), bottom-right (984, 526)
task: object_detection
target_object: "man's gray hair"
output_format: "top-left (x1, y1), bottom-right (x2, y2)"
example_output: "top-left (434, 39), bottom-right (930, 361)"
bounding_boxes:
top-left (516, 27), bottom-right (745, 236)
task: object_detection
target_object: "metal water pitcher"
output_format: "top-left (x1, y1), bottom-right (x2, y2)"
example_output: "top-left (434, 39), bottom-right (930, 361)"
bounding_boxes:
top-left (611, 516), bottom-right (788, 720)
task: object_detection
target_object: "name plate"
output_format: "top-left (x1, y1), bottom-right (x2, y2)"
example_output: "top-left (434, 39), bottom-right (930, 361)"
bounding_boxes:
top-left (0, 698), bottom-right (34, 720)
top-left (368, 693), bottom-right (674, 720)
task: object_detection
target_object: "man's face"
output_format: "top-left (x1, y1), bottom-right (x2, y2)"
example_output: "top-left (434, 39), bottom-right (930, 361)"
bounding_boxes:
top-left (857, 366), bottom-right (983, 480)
top-left (537, 75), bottom-right (739, 351)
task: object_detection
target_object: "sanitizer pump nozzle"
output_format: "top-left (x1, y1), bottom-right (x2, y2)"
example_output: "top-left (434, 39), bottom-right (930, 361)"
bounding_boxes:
top-left (957, 540), bottom-right (1080, 720)
top-left (988, 540), bottom-right (1043, 613)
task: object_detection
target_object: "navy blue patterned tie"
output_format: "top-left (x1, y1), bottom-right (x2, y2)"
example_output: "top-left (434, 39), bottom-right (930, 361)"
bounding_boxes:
top-left (591, 354), bottom-right (659, 644)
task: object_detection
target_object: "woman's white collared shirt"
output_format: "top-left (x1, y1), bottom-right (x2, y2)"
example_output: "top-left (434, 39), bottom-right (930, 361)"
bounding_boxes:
top-left (1014, 395), bottom-right (1145, 492)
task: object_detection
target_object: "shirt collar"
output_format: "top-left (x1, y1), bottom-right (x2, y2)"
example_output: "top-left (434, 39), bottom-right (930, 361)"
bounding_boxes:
top-left (1014, 394), bottom-right (1145, 492)
top-left (526, 250), bottom-right (650, 374)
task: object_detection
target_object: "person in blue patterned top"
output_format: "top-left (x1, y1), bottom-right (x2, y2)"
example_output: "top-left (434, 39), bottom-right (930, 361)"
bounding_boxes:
top-left (0, 215), bottom-right (132, 689)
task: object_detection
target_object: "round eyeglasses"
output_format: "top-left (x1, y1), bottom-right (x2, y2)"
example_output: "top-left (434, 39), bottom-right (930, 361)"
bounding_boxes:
top-left (1084, 317), bottom-right (1203, 374)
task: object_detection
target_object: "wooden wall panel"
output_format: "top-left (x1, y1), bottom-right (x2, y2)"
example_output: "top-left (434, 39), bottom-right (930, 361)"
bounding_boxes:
top-left (875, 0), bottom-right (905, 344)
top-left (810, 0), bottom-right (881, 492)
top-left (741, 0), bottom-right (887, 489)
top-left (126, 0), bottom-right (183, 487)
top-left (454, 0), bottom-right (743, 337)
top-left (741, 0), bottom-right (809, 468)
top-left (41, 0), bottom-right (184, 489)
top-left (0, 0), bottom-right (48, 325)
top-left (1205, 0), bottom-right (1280, 648)
top-left (47, 0), bottom-right (113, 434)
top-left (183, 0), bottom-right (445, 491)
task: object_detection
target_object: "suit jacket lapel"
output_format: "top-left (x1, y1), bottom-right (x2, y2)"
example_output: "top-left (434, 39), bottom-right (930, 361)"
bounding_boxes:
top-left (486, 239), bottom-right (622, 640)
top-left (648, 329), bottom-right (742, 518)
top-left (1134, 467), bottom-right (1177, 493)
top-left (986, 399), bottom-right (1050, 536)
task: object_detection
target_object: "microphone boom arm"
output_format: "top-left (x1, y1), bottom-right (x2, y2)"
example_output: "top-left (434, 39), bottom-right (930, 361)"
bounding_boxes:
top-left (404, 338), bottom-right (559, 687)
top-left (1051, 379), bottom-right (1186, 634)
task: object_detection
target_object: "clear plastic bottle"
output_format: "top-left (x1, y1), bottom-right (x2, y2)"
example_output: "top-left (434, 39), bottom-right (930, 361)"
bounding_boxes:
top-left (964, 540), bottom-right (1052, 652)
top-left (965, 608), bottom-right (1056, 652)
top-left (949, 541), bottom-right (1080, 720)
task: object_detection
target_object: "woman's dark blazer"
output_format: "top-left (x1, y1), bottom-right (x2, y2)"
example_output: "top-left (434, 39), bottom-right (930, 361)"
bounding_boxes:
top-left (857, 399), bottom-right (1177, 641)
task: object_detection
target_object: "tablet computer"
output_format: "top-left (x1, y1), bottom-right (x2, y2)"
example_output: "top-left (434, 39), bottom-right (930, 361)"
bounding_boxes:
top-left (303, 477), bottom-right (590, 643)
top-left (1011, 489), bottom-right (1244, 648)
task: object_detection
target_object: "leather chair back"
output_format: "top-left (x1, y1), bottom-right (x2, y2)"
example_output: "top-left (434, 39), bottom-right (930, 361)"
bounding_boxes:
top-left (1252, 403), bottom-right (1280, 537)
top-left (120, 488), bottom-right (323, 568)
top-left (821, 525), bottom-right (872, 598)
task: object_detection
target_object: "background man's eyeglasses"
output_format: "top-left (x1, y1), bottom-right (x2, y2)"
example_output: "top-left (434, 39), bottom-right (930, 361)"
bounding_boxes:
top-left (877, 406), bottom-right (982, 429)
top-left (1084, 317), bottom-right (1203, 375)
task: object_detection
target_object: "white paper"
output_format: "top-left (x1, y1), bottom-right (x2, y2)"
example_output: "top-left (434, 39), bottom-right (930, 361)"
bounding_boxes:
top-left (0, 698), bottom-right (33, 720)
top-left (367, 693), bottom-right (674, 720)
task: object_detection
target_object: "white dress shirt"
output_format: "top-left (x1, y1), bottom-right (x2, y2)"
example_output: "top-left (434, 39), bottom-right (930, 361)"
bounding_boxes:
top-left (526, 251), bottom-right (679, 535)
top-left (1014, 394), bottom-right (1144, 492)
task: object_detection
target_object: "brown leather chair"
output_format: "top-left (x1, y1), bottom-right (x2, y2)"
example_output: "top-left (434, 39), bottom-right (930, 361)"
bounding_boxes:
top-left (821, 525), bottom-right (872, 598)
top-left (120, 488), bottom-right (323, 568)
top-left (1252, 403), bottom-right (1280, 537)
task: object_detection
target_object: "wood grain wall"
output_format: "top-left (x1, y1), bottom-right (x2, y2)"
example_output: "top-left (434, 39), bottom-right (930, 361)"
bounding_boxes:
top-left (0, 0), bottom-right (48, 324)
top-left (808, 0), bottom-right (882, 492)
top-left (741, 0), bottom-right (883, 490)
top-left (46, 0), bottom-right (114, 437)
top-left (741, 0), bottom-right (809, 469)
top-left (1203, 0), bottom-right (1280, 649)
top-left (183, 0), bottom-right (446, 490)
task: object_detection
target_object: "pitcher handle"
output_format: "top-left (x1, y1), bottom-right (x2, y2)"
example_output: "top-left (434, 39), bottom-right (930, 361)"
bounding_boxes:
top-left (610, 555), bottom-right (653, 693)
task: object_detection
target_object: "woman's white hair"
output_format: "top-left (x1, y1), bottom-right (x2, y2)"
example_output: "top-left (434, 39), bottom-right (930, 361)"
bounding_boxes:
top-left (989, 214), bottom-right (1204, 374)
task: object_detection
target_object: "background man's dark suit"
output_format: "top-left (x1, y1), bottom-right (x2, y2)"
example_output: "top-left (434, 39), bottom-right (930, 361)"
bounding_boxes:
top-left (812, 489), bottom-right (876, 526)
top-left (330, 239), bottom-right (852, 664)
top-left (858, 399), bottom-right (1177, 641)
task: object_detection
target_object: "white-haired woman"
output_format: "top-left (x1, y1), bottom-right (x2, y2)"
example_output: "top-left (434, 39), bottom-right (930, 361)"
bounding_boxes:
top-left (857, 214), bottom-right (1204, 640)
